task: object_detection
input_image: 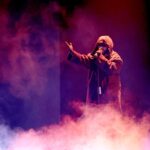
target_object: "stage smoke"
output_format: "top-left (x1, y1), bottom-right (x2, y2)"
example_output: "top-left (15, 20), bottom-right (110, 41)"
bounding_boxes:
top-left (0, 103), bottom-right (149, 150)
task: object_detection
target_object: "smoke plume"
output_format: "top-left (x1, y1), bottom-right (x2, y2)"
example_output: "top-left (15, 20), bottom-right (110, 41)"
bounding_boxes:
top-left (0, 104), bottom-right (149, 150)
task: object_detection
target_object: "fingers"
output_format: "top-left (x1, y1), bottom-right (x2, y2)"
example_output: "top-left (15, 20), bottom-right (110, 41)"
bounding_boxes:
top-left (87, 53), bottom-right (94, 59)
top-left (65, 41), bottom-right (72, 47)
top-left (65, 41), bottom-right (74, 52)
top-left (65, 41), bottom-right (69, 46)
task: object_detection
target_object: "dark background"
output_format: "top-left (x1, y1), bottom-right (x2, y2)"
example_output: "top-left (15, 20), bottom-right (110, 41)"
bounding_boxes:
top-left (0, 0), bottom-right (150, 129)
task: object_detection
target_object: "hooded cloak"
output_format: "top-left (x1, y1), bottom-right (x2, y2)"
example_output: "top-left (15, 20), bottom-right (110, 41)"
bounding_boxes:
top-left (68, 35), bottom-right (123, 109)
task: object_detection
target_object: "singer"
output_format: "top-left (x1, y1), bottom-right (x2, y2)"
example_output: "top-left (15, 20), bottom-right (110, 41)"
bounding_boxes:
top-left (65, 35), bottom-right (123, 110)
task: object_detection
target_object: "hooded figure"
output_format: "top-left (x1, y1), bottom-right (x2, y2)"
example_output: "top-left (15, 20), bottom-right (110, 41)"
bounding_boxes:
top-left (66, 35), bottom-right (123, 109)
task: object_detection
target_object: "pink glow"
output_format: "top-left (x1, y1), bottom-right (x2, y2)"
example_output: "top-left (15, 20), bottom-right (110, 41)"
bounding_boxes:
top-left (5, 104), bottom-right (150, 150)
top-left (0, 0), bottom-right (149, 149)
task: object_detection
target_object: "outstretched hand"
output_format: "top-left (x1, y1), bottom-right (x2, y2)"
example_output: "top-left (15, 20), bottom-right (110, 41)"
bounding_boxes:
top-left (65, 41), bottom-right (74, 52)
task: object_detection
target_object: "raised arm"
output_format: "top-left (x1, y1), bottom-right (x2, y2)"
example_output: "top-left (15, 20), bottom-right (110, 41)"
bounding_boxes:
top-left (65, 41), bottom-right (94, 67)
top-left (65, 41), bottom-right (82, 60)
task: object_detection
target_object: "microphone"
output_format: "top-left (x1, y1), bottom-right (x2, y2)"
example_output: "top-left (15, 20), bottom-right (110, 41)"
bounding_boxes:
top-left (91, 46), bottom-right (103, 58)
top-left (93, 50), bottom-right (101, 58)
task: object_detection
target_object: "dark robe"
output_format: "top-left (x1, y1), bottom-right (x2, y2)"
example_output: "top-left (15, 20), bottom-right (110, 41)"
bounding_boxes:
top-left (68, 49), bottom-right (123, 109)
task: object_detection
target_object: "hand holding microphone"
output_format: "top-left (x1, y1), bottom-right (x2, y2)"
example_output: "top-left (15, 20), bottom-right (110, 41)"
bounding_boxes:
top-left (93, 47), bottom-right (103, 58)
top-left (94, 47), bottom-right (110, 64)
